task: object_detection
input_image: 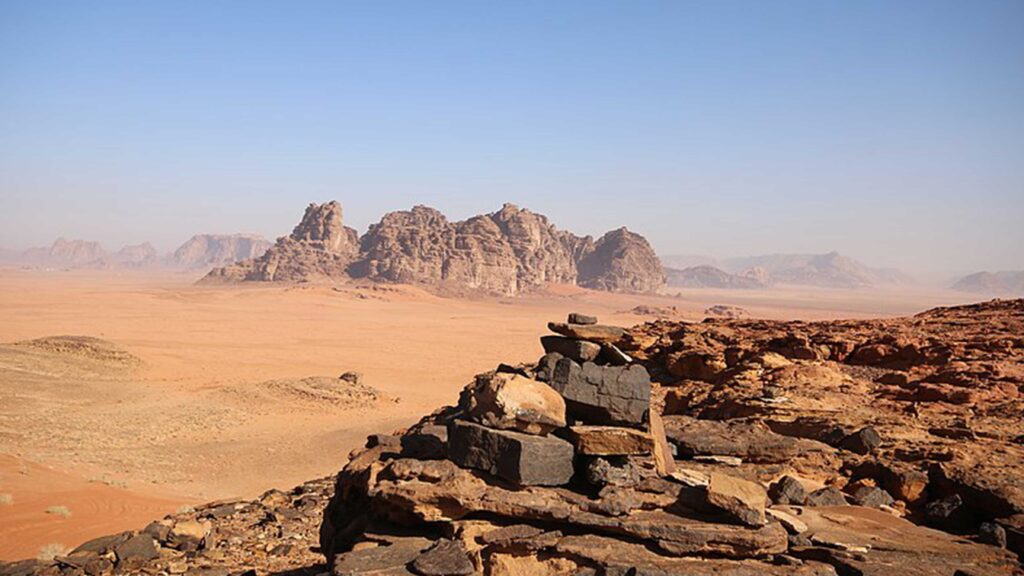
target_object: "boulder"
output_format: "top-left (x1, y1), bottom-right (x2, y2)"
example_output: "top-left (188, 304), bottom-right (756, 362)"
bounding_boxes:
top-left (569, 426), bottom-right (652, 456)
top-left (446, 419), bottom-right (574, 486)
top-left (460, 372), bottom-right (566, 435)
top-left (806, 487), bottom-right (848, 507)
top-left (113, 533), bottom-right (159, 565)
top-left (769, 476), bottom-right (808, 506)
top-left (549, 359), bottom-right (650, 426)
top-left (540, 335), bottom-right (601, 363)
top-left (839, 427), bottom-right (883, 455)
top-left (849, 486), bottom-right (894, 509)
top-left (568, 313), bottom-right (597, 325)
top-left (705, 472), bottom-right (768, 527)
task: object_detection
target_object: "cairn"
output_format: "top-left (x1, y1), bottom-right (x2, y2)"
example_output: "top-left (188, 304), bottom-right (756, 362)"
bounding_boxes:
top-left (318, 313), bottom-right (1019, 575)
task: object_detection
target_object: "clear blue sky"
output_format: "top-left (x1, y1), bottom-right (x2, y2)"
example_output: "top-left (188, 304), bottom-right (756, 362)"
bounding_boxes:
top-left (1, 1), bottom-right (1021, 276)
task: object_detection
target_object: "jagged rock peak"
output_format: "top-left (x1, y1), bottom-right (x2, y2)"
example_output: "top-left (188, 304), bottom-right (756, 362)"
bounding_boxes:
top-left (290, 201), bottom-right (356, 254)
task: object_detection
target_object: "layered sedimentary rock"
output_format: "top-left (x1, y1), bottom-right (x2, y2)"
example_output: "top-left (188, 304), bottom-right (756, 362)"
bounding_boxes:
top-left (205, 201), bottom-right (666, 295)
top-left (204, 201), bottom-right (359, 282)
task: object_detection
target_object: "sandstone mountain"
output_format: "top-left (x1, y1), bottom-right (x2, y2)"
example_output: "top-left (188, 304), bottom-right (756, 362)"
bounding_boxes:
top-left (666, 265), bottom-right (769, 289)
top-left (18, 238), bottom-right (109, 269)
top-left (111, 243), bottom-right (159, 269)
top-left (953, 270), bottom-right (1024, 295)
top-left (169, 234), bottom-right (272, 270)
top-left (661, 251), bottom-right (914, 289)
top-left (204, 202), bottom-right (359, 282)
top-left (206, 201), bottom-right (666, 295)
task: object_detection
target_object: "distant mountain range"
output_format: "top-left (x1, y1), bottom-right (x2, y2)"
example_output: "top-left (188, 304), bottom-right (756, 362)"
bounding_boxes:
top-left (952, 271), bottom-right (1024, 295)
top-left (0, 234), bottom-right (271, 272)
top-left (663, 251), bottom-right (915, 289)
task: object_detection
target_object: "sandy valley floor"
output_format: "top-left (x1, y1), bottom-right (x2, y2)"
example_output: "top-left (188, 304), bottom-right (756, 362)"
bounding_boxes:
top-left (0, 269), bottom-right (973, 560)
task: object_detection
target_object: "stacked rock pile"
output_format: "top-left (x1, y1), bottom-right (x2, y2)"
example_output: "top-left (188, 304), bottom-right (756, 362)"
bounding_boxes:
top-left (319, 314), bottom-right (1019, 575)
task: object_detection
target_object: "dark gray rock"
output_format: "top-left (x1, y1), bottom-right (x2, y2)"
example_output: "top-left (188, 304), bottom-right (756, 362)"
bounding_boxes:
top-left (535, 352), bottom-right (563, 382)
top-left (925, 494), bottom-right (974, 531)
top-left (840, 427), bottom-right (883, 454)
top-left (805, 486), bottom-right (847, 507)
top-left (411, 539), bottom-right (474, 576)
top-left (849, 486), bottom-right (894, 508)
top-left (768, 476), bottom-right (807, 505)
top-left (446, 419), bottom-right (574, 486)
top-left (549, 358), bottom-right (650, 427)
top-left (401, 425), bottom-right (447, 460)
top-left (568, 312), bottom-right (598, 325)
top-left (583, 456), bottom-right (642, 487)
top-left (540, 335), bottom-right (601, 363)
top-left (71, 532), bottom-right (132, 555)
top-left (332, 537), bottom-right (430, 576)
top-left (979, 522), bottom-right (1008, 548)
top-left (113, 533), bottom-right (159, 565)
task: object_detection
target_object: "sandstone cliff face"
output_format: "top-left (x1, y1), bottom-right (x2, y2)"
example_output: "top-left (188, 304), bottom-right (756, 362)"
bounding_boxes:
top-left (205, 201), bottom-right (359, 282)
top-left (206, 201), bottom-right (666, 295)
top-left (170, 234), bottom-right (271, 269)
top-left (578, 227), bottom-right (666, 293)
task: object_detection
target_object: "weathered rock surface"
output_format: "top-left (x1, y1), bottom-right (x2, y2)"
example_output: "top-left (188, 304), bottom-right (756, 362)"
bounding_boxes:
top-left (205, 201), bottom-right (360, 282)
top-left (446, 419), bottom-right (574, 486)
top-left (549, 358), bottom-right (651, 426)
top-left (576, 227), bottom-right (666, 293)
top-left (206, 201), bottom-right (665, 294)
top-left (459, 371), bottom-right (566, 435)
top-left (569, 425), bottom-right (652, 455)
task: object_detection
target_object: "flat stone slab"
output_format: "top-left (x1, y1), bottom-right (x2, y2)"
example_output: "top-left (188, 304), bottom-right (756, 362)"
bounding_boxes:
top-left (569, 425), bottom-right (652, 455)
top-left (447, 419), bottom-right (574, 486)
top-left (549, 358), bottom-right (651, 426)
top-left (548, 322), bottom-right (625, 343)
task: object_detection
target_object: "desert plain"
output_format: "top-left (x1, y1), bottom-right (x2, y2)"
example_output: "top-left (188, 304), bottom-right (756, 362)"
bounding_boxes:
top-left (0, 268), bottom-right (976, 560)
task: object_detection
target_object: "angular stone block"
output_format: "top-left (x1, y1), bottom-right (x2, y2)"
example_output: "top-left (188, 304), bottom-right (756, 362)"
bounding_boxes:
top-left (447, 419), bottom-right (574, 486)
top-left (549, 358), bottom-right (650, 427)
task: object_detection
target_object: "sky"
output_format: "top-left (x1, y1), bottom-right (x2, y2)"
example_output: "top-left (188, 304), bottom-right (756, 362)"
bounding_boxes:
top-left (1, 0), bottom-right (1022, 277)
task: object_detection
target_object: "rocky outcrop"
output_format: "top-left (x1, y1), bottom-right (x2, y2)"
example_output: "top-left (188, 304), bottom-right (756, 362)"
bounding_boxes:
top-left (207, 201), bottom-right (666, 295)
top-left (203, 201), bottom-right (359, 282)
top-left (110, 243), bottom-right (159, 268)
top-left (667, 265), bottom-right (769, 289)
top-left (169, 234), bottom-right (271, 270)
top-left (953, 271), bottom-right (1024, 295)
top-left (18, 238), bottom-right (109, 268)
top-left (577, 227), bottom-right (665, 293)
top-left (4, 303), bottom-right (1024, 575)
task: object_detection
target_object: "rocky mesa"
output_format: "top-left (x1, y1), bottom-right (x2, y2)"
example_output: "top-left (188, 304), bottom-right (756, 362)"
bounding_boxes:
top-left (204, 201), bottom-right (666, 295)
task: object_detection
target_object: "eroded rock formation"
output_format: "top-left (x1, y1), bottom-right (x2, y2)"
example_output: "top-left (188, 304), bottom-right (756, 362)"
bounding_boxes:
top-left (204, 201), bottom-right (360, 282)
top-left (206, 201), bottom-right (666, 295)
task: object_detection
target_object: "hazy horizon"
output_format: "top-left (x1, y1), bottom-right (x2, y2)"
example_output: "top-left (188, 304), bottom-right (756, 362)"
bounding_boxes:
top-left (2, 1), bottom-right (1022, 277)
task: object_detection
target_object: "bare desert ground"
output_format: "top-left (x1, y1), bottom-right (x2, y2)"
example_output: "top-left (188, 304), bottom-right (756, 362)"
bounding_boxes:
top-left (0, 268), bottom-right (973, 560)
